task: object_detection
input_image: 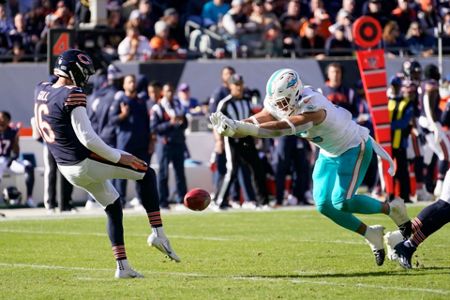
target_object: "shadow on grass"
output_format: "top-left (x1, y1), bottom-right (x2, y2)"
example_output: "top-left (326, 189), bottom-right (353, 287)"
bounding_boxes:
top-left (239, 266), bottom-right (450, 280)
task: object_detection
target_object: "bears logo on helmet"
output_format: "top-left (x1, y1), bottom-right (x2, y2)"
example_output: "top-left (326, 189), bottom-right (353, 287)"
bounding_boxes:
top-left (54, 49), bottom-right (95, 87)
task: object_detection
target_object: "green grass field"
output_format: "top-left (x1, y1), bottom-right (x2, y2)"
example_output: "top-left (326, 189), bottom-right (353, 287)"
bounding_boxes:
top-left (0, 206), bottom-right (449, 299)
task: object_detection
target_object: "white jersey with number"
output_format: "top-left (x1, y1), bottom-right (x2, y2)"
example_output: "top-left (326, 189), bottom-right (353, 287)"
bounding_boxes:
top-left (297, 87), bottom-right (369, 157)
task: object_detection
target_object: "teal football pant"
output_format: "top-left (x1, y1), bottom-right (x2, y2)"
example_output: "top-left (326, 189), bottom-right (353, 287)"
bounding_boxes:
top-left (313, 138), bottom-right (384, 232)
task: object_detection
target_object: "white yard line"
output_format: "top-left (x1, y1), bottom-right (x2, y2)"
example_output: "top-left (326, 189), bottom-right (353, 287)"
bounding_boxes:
top-left (0, 228), bottom-right (362, 244)
top-left (0, 262), bottom-right (448, 295)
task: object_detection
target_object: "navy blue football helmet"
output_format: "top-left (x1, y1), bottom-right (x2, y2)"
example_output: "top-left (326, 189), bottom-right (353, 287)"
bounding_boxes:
top-left (54, 49), bottom-right (95, 87)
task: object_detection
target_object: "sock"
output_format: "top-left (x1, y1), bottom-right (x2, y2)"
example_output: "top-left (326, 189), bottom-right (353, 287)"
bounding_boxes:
top-left (148, 211), bottom-right (162, 228)
top-left (116, 258), bottom-right (129, 270)
top-left (409, 200), bottom-right (450, 247)
top-left (112, 245), bottom-right (127, 261)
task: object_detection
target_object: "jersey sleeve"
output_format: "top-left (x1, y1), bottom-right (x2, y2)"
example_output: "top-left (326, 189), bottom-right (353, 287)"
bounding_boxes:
top-left (64, 87), bottom-right (87, 112)
top-left (298, 88), bottom-right (324, 114)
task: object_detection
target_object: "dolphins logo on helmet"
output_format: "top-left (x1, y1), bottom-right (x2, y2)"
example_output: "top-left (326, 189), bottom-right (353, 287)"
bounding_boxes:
top-left (264, 68), bottom-right (304, 120)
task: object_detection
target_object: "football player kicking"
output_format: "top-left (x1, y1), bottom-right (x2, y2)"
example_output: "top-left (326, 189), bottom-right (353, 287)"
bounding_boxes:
top-left (211, 68), bottom-right (410, 266)
top-left (33, 49), bottom-right (180, 279)
top-left (385, 169), bottom-right (450, 269)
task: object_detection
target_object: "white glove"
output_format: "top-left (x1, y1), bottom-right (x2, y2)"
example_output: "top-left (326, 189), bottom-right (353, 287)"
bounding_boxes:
top-left (209, 112), bottom-right (236, 137)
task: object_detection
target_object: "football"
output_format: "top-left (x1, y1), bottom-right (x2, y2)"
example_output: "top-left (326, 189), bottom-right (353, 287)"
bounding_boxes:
top-left (183, 188), bottom-right (211, 211)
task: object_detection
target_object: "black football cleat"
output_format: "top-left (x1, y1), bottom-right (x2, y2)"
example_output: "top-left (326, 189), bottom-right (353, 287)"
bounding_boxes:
top-left (394, 242), bottom-right (416, 269)
top-left (373, 249), bottom-right (386, 266)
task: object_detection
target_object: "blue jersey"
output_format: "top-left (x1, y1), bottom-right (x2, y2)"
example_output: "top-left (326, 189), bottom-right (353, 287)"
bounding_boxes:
top-left (110, 94), bottom-right (150, 151)
top-left (34, 82), bottom-right (91, 165)
top-left (0, 126), bottom-right (18, 158)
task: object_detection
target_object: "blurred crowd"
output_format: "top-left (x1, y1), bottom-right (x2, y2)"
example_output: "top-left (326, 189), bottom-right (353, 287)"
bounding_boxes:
top-left (1, 57), bottom-right (449, 211)
top-left (0, 0), bottom-right (450, 62)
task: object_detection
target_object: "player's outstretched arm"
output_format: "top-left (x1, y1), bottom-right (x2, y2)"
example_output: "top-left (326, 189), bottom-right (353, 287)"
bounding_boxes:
top-left (211, 111), bottom-right (323, 138)
top-left (241, 108), bottom-right (277, 125)
top-left (70, 106), bottom-right (122, 163)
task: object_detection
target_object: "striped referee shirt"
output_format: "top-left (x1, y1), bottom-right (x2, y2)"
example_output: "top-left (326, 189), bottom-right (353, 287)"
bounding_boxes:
top-left (216, 94), bottom-right (252, 121)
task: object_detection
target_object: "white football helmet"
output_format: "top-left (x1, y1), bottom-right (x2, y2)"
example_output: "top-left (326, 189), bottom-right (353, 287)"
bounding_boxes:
top-left (264, 68), bottom-right (304, 120)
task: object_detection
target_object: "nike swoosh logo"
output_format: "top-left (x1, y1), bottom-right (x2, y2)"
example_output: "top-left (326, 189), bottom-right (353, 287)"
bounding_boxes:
top-left (161, 243), bottom-right (172, 255)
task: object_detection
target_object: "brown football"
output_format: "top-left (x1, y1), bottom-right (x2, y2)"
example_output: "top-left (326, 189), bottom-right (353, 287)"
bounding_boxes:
top-left (183, 188), bottom-right (211, 211)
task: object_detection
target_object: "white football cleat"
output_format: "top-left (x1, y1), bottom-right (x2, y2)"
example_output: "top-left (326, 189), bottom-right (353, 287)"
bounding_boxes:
top-left (148, 233), bottom-right (181, 262)
top-left (364, 225), bottom-right (386, 266)
top-left (389, 198), bottom-right (410, 226)
top-left (115, 267), bottom-right (144, 279)
top-left (384, 230), bottom-right (405, 261)
top-left (114, 259), bottom-right (144, 279)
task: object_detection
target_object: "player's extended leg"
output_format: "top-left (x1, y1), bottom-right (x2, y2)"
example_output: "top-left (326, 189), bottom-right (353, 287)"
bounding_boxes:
top-left (314, 141), bottom-right (386, 266)
top-left (79, 179), bottom-right (143, 279)
top-left (332, 139), bottom-right (409, 227)
top-left (136, 166), bottom-right (181, 262)
top-left (393, 170), bottom-right (450, 269)
top-left (58, 158), bottom-right (180, 276)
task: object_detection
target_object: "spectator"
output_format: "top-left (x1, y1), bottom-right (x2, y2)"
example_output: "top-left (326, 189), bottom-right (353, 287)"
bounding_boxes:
top-left (442, 10), bottom-right (450, 54)
top-left (222, 0), bottom-right (255, 56)
top-left (110, 74), bottom-right (152, 207)
top-left (117, 22), bottom-right (151, 62)
top-left (9, 13), bottom-right (33, 59)
top-left (176, 83), bottom-right (202, 116)
top-left (405, 21), bottom-right (435, 57)
top-left (382, 20), bottom-right (407, 58)
top-left (300, 22), bottom-right (325, 57)
top-left (305, 7), bottom-right (332, 41)
top-left (149, 20), bottom-right (181, 59)
top-left (320, 62), bottom-right (357, 117)
top-left (0, 111), bottom-right (35, 207)
top-left (329, 9), bottom-right (353, 42)
top-left (35, 0), bottom-right (74, 61)
top-left (307, 0), bottom-right (326, 19)
top-left (392, 0), bottom-right (417, 35)
top-left (417, 0), bottom-right (439, 36)
top-left (324, 24), bottom-right (353, 57)
top-left (389, 80), bottom-right (415, 203)
top-left (363, 0), bottom-right (390, 28)
top-left (147, 80), bottom-right (163, 111)
top-left (249, 0), bottom-right (283, 57)
top-left (201, 0), bottom-right (230, 28)
top-left (280, 15), bottom-right (302, 57)
top-left (44, 1), bottom-right (74, 29)
top-left (162, 8), bottom-right (187, 48)
top-left (280, 0), bottom-right (303, 21)
top-left (341, 0), bottom-right (358, 20)
top-left (128, 0), bottom-right (158, 38)
top-left (150, 83), bottom-right (188, 209)
top-left (0, 4), bottom-right (13, 34)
